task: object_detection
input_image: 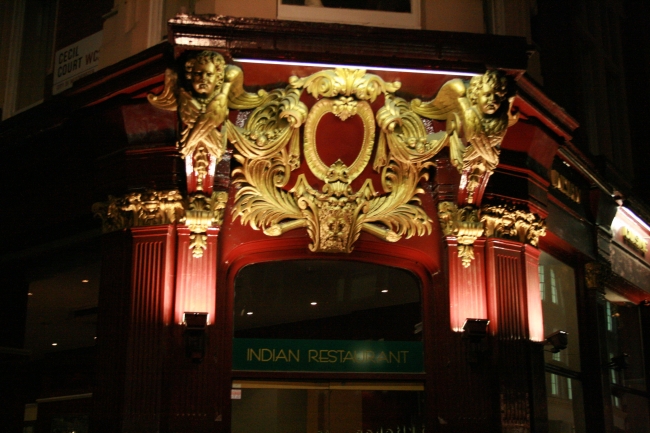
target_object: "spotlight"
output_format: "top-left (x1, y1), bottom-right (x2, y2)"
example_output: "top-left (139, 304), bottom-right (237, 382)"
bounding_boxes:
top-left (462, 318), bottom-right (489, 342)
top-left (462, 318), bottom-right (489, 364)
top-left (545, 331), bottom-right (568, 353)
top-left (183, 312), bottom-right (209, 363)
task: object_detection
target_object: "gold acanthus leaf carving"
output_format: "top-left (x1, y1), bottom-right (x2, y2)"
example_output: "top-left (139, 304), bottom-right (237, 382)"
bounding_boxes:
top-left (438, 201), bottom-right (484, 267)
top-left (412, 71), bottom-right (519, 204)
top-left (480, 203), bottom-right (546, 246)
top-left (289, 68), bottom-right (401, 102)
top-left (148, 51), bottom-right (267, 191)
top-left (92, 190), bottom-right (185, 232)
top-left (182, 191), bottom-right (228, 258)
top-left (228, 68), bottom-right (435, 253)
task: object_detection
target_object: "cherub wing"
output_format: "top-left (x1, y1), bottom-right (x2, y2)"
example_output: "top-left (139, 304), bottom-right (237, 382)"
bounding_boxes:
top-left (147, 69), bottom-right (179, 111)
top-left (224, 64), bottom-right (268, 110)
top-left (178, 88), bottom-right (201, 128)
top-left (180, 92), bottom-right (228, 158)
top-left (410, 78), bottom-right (467, 120)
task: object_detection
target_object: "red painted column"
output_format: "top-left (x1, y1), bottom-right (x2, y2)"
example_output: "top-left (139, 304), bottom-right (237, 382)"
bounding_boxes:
top-left (93, 225), bottom-right (176, 433)
top-left (448, 238), bottom-right (488, 331)
top-left (123, 225), bottom-right (176, 432)
top-left (166, 226), bottom-right (220, 433)
top-left (485, 238), bottom-right (545, 433)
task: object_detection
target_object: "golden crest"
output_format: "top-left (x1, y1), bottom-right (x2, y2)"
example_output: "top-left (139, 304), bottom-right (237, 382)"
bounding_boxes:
top-left (227, 68), bottom-right (437, 253)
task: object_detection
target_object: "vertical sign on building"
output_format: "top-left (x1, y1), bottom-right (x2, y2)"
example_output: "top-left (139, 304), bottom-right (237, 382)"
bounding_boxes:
top-left (53, 32), bottom-right (103, 95)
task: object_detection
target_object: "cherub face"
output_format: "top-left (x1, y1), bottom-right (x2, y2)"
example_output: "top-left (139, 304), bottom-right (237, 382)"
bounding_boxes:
top-left (191, 61), bottom-right (218, 96)
top-left (477, 83), bottom-right (502, 115)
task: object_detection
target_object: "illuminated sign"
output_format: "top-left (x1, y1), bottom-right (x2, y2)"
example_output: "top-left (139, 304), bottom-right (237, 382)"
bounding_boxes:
top-left (621, 226), bottom-right (648, 255)
top-left (550, 170), bottom-right (581, 203)
top-left (233, 338), bottom-right (423, 373)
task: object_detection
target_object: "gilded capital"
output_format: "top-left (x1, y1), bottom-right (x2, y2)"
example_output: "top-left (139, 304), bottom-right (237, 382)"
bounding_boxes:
top-left (92, 189), bottom-right (185, 232)
top-left (182, 191), bottom-right (228, 258)
top-left (438, 201), bottom-right (484, 267)
top-left (480, 203), bottom-right (546, 246)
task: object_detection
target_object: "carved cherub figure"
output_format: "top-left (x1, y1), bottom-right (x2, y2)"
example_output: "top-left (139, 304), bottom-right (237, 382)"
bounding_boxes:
top-left (178, 51), bottom-right (229, 162)
top-left (411, 70), bottom-right (518, 198)
top-left (148, 50), bottom-right (266, 191)
top-left (455, 71), bottom-right (514, 174)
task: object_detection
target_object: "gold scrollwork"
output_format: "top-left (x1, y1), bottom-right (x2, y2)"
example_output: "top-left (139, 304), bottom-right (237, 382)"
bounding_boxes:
top-left (480, 203), bottom-right (546, 246)
top-left (438, 201), bottom-right (484, 267)
top-left (304, 97), bottom-right (375, 182)
top-left (228, 68), bottom-right (433, 253)
top-left (227, 68), bottom-right (518, 256)
top-left (92, 189), bottom-right (185, 232)
top-left (289, 68), bottom-right (401, 102)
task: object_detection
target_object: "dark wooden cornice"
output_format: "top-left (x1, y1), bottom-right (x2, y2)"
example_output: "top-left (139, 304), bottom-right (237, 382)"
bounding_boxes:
top-left (0, 43), bottom-right (171, 147)
top-left (168, 14), bottom-right (530, 73)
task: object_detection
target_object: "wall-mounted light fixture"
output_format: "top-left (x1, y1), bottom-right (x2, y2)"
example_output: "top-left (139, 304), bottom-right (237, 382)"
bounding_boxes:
top-left (608, 353), bottom-right (629, 371)
top-left (462, 318), bottom-right (489, 363)
top-left (462, 318), bottom-right (489, 342)
top-left (545, 330), bottom-right (568, 353)
top-left (183, 312), bottom-right (208, 363)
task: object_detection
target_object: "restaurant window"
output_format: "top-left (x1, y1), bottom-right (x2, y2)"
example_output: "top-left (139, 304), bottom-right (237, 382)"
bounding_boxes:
top-left (231, 381), bottom-right (425, 433)
top-left (540, 252), bottom-right (586, 433)
top-left (232, 260), bottom-right (424, 432)
top-left (603, 290), bottom-right (650, 432)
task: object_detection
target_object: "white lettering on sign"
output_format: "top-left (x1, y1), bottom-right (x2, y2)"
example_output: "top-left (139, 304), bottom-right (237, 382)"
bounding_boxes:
top-left (53, 31), bottom-right (103, 95)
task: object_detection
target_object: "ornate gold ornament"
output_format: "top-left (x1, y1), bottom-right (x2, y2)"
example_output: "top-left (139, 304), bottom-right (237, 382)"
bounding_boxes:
top-left (227, 68), bottom-right (439, 253)
top-left (412, 71), bottom-right (519, 204)
top-left (148, 51), bottom-right (266, 192)
top-left (182, 191), bottom-right (228, 258)
top-left (438, 202), bottom-right (484, 267)
top-left (92, 189), bottom-right (185, 232)
top-left (480, 203), bottom-right (546, 246)
top-left (584, 262), bottom-right (611, 290)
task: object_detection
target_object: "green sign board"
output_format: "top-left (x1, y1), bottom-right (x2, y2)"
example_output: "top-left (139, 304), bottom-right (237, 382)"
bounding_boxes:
top-left (232, 338), bottom-right (423, 373)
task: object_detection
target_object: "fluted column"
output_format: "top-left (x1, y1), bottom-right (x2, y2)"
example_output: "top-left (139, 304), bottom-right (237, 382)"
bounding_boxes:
top-left (93, 225), bottom-right (176, 433)
top-left (485, 239), bottom-right (546, 433)
top-left (166, 226), bottom-right (220, 433)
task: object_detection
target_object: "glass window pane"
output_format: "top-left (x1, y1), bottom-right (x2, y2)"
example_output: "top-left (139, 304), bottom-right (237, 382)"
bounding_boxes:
top-left (540, 253), bottom-right (581, 371)
top-left (612, 392), bottom-right (650, 433)
top-left (546, 372), bottom-right (586, 433)
top-left (234, 260), bottom-right (421, 342)
top-left (232, 382), bottom-right (425, 433)
top-left (604, 293), bottom-right (647, 392)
